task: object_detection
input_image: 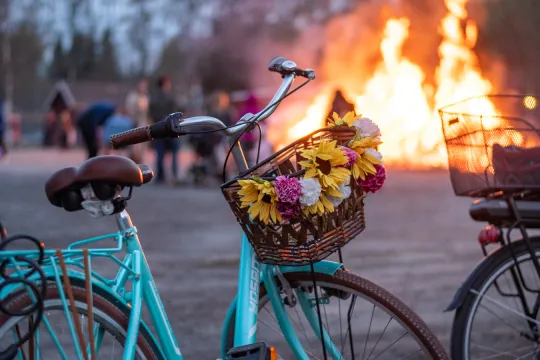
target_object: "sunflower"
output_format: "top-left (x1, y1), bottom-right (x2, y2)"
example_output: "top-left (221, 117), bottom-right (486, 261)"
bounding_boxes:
top-left (299, 139), bottom-right (351, 189)
top-left (238, 179), bottom-right (282, 225)
top-left (328, 111), bottom-right (360, 128)
top-left (349, 137), bottom-right (384, 180)
top-left (303, 193), bottom-right (335, 216)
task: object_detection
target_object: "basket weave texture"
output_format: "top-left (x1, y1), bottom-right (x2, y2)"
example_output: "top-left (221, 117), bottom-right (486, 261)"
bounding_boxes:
top-left (222, 127), bottom-right (366, 266)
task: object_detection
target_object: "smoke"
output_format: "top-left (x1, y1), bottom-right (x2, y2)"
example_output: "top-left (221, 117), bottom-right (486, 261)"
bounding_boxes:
top-left (243, 0), bottom-right (505, 149)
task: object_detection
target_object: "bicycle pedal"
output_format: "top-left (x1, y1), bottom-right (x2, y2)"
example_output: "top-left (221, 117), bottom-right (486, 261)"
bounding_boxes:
top-left (226, 342), bottom-right (280, 360)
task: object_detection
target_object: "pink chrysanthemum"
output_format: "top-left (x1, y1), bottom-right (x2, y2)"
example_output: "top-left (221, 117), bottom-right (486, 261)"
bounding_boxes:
top-left (276, 201), bottom-right (301, 222)
top-left (274, 176), bottom-right (302, 204)
top-left (340, 147), bottom-right (358, 168)
top-left (360, 164), bottom-right (386, 193)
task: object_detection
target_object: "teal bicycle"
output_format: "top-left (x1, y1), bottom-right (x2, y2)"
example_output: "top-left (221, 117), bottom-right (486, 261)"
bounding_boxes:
top-left (0, 57), bottom-right (448, 359)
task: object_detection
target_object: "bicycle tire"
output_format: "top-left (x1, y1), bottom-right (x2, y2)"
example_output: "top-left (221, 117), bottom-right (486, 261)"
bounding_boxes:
top-left (0, 282), bottom-right (160, 359)
top-left (451, 238), bottom-right (540, 360)
top-left (224, 269), bottom-right (449, 359)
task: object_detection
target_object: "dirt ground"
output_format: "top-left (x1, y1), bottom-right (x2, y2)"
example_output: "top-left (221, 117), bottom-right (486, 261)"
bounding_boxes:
top-left (0, 148), bottom-right (484, 358)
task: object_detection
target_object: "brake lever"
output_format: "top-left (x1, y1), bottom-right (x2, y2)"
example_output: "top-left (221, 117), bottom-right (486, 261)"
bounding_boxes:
top-left (164, 112), bottom-right (186, 135)
top-left (298, 69), bottom-right (316, 80)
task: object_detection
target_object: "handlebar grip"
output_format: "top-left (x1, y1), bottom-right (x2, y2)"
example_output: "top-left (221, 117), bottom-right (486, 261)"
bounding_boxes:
top-left (110, 126), bottom-right (151, 149)
top-left (110, 112), bottom-right (183, 149)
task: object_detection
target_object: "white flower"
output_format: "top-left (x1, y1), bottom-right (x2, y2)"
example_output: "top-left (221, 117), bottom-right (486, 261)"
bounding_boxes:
top-left (340, 181), bottom-right (352, 200)
top-left (327, 181), bottom-right (352, 207)
top-left (365, 148), bottom-right (383, 162)
top-left (354, 117), bottom-right (381, 138)
top-left (327, 196), bottom-right (342, 207)
top-left (299, 178), bottom-right (322, 207)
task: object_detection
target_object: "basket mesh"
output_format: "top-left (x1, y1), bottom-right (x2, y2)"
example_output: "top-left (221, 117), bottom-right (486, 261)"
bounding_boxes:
top-left (439, 94), bottom-right (540, 197)
top-left (222, 127), bottom-right (366, 266)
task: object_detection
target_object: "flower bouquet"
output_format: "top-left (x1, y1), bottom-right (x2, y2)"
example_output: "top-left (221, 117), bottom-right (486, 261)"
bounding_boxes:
top-left (221, 111), bottom-right (387, 265)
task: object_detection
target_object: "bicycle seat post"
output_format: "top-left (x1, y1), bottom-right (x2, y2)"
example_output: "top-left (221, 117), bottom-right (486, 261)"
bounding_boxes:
top-left (115, 210), bottom-right (134, 235)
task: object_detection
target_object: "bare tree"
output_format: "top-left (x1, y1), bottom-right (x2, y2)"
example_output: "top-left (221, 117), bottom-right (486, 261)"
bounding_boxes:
top-left (127, 0), bottom-right (158, 76)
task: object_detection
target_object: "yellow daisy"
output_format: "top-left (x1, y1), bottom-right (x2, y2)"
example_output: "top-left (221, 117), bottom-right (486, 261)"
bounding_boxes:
top-left (328, 111), bottom-right (360, 128)
top-left (238, 179), bottom-right (282, 225)
top-left (299, 139), bottom-right (351, 189)
top-left (349, 137), bottom-right (383, 180)
top-left (303, 193), bottom-right (335, 216)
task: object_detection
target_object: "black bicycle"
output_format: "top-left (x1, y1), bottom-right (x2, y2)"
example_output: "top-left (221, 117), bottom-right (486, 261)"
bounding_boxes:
top-left (440, 94), bottom-right (540, 360)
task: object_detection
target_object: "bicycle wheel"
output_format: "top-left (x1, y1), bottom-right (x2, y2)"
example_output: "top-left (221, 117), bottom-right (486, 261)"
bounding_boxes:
top-left (225, 269), bottom-right (448, 359)
top-left (451, 238), bottom-right (540, 360)
top-left (0, 282), bottom-right (160, 359)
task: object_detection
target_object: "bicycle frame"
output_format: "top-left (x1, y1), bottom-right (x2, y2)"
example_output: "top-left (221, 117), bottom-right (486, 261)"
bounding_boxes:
top-left (0, 213), bottom-right (344, 360)
top-left (66, 208), bottom-right (340, 360)
top-left (1, 71), bottom-right (349, 359)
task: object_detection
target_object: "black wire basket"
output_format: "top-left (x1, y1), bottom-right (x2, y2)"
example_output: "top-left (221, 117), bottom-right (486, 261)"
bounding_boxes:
top-left (439, 94), bottom-right (540, 197)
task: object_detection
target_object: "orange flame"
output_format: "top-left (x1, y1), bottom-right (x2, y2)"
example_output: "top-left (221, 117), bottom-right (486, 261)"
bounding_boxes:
top-left (272, 0), bottom-right (499, 168)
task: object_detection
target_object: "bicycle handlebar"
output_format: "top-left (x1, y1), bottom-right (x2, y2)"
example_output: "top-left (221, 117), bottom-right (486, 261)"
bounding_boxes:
top-left (110, 112), bottom-right (182, 149)
top-left (268, 56), bottom-right (315, 80)
top-left (110, 56), bottom-right (314, 150)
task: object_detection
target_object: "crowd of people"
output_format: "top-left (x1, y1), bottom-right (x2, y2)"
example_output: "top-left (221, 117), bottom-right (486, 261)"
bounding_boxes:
top-left (0, 85), bottom-right (354, 180)
top-left (37, 76), bottom-right (273, 186)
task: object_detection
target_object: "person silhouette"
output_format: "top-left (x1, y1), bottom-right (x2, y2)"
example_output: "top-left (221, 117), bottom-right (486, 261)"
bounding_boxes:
top-left (325, 89), bottom-right (355, 126)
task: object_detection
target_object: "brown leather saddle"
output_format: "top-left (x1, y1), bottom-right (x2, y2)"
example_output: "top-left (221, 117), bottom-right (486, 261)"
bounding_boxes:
top-left (45, 155), bottom-right (153, 212)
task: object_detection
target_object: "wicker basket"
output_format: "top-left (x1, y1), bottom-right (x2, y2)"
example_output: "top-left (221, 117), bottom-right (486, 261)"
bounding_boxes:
top-left (440, 94), bottom-right (540, 197)
top-left (221, 127), bottom-right (366, 266)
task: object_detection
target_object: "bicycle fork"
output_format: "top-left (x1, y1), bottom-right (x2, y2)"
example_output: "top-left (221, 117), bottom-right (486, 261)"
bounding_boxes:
top-left (233, 233), bottom-right (344, 359)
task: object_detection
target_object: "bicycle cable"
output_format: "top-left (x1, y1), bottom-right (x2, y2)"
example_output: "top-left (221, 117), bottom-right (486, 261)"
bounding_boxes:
top-left (221, 78), bottom-right (312, 183)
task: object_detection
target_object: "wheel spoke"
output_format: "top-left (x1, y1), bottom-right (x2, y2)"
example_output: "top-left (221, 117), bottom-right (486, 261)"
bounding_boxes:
top-left (293, 303), bottom-right (314, 349)
top-left (476, 301), bottom-right (528, 334)
top-left (501, 271), bottom-right (530, 331)
top-left (369, 332), bottom-right (410, 360)
top-left (397, 348), bottom-right (423, 360)
top-left (243, 272), bottom-right (440, 360)
top-left (0, 296), bottom-right (153, 359)
top-left (361, 304), bottom-right (375, 360)
top-left (40, 313), bottom-right (70, 359)
top-left (471, 289), bottom-right (540, 326)
top-left (338, 297), bottom-right (344, 352)
top-left (322, 298), bottom-right (334, 354)
top-left (463, 246), bottom-right (540, 360)
top-left (513, 349), bottom-right (538, 360)
top-left (471, 343), bottom-right (534, 360)
top-left (258, 317), bottom-right (285, 339)
top-left (366, 317), bottom-right (393, 360)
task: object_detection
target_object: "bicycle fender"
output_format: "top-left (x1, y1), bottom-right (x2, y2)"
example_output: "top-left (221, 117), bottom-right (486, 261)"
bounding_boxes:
top-left (0, 268), bottom-right (109, 301)
top-left (276, 260), bottom-right (343, 278)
